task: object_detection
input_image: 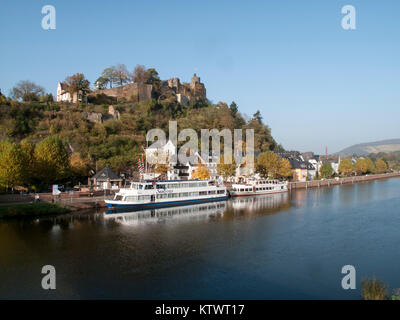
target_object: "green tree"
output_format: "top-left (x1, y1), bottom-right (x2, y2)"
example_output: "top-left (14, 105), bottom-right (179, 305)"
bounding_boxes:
top-left (94, 76), bottom-right (109, 90)
top-left (375, 159), bottom-right (388, 174)
top-left (256, 151), bottom-right (280, 178)
top-left (338, 158), bottom-right (354, 176)
top-left (0, 141), bottom-right (27, 190)
top-left (34, 136), bottom-right (70, 184)
top-left (229, 101), bottom-right (238, 118)
top-left (320, 162), bottom-right (334, 178)
top-left (217, 154), bottom-right (236, 179)
top-left (253, 110), bottom-right (263, 123)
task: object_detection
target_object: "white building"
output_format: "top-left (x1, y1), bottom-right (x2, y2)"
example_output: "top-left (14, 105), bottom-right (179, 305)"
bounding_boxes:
top-left (56, 81), bottom-right (83, 103)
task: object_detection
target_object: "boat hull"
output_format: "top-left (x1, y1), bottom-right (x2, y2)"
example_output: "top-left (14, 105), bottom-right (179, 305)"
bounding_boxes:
top-left (105, 195), bottom-right (229, 210)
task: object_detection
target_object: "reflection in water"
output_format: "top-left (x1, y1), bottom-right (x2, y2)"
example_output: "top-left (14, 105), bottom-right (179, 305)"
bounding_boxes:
top-left (102, 192), bottom-right (291, 226)
top-left (104, 202), bottom-right (227, 226)
top-left (1, 178), bottom-right (400, 299)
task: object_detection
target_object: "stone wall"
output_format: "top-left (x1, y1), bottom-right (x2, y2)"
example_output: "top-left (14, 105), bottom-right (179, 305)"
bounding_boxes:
top-left (91, 83), bottom-right (153, 102)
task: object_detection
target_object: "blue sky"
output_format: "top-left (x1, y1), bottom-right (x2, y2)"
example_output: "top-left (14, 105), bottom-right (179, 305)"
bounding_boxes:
top-left (1, 0), bottom-right (399, 154)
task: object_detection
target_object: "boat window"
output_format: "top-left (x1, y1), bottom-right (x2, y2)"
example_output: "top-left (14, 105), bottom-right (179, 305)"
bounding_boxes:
top-left (199, 191), bottom-right (207, 196)
top-left (115, 195), bottom-right (123, 201)
top-left (208, 190), bottom-right (216, 195)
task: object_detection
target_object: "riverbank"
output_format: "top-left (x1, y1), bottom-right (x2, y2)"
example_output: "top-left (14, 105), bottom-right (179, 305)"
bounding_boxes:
top-left (0, 203), bottom-right (71, 219)
top-left (288, 172), bottom-right (400, 190)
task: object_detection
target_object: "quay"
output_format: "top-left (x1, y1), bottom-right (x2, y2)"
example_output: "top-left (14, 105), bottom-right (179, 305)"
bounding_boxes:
top-left (288, 172), bottom-right (400, 190)
top-left (1, 173), bottom-right (399, 210)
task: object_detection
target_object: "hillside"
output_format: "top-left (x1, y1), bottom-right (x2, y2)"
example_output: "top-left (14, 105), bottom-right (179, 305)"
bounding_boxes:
top-left (0, 98), bottom-right (280, 185)
top-left (337, 139), bottom-right (400, 156)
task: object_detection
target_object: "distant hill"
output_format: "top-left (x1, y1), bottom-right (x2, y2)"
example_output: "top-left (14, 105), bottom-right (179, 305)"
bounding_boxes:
top-left (337, 139), bottom-right (400, 156)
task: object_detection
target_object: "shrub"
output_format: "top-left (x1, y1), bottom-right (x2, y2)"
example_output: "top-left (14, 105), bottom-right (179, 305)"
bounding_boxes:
top-left (361, 278), bottom-right (388, 300)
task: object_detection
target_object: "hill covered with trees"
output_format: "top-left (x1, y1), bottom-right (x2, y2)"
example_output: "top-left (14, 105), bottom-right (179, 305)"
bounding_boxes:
top-left (0, 67), bottom-right (282, 191)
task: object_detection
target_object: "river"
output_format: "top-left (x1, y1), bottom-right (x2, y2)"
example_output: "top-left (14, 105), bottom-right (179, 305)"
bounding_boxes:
top-left (1, 178), bottom-right (399, 299)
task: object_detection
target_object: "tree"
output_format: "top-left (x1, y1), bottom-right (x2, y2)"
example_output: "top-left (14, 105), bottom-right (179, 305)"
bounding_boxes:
top-left (132, 64), bottom-right (149, 84)
top-left (94, 76), bottom-right (109, 90)
top-left (277, 158), bottom-right (292, 179)
top-left (11, 80), bottom-right (45, 102)
top-left (338, 158), bottom-right (354, 176)
top-left (364, 157), bottom-right (375, 174)
top-left (20, 139), bottom-right (35, 185)
top-left (229, 101), bottom-right (238, 118)
top-left (320, 162), bottom-right (334, 178)
top-left (145, 68), bottom-right (160, 85)
top-left (217, 154), bottom-right (236, 179)
top-left (64, 73), bottom-right (90, 105)
top-left (70, 152), bottom-right (90, 178)
top-left (253, 110), bottom-right (263, 123)
top-left (100, 66), bottom-right (117, 88)
top-left (0, 141), bottom-right (27, 190)
top-left (113, 64), bottom-right (130, 86)
top-left (192, 164), bottom-right (210, 180)
top-left (355, 158), bottom-right (368, 175)
top-left (34, 136), bottom-right (70, 184)
top-left (256, 151), bottom-right (280, 178)
top-left (375, 159), bottom-right (388, 174)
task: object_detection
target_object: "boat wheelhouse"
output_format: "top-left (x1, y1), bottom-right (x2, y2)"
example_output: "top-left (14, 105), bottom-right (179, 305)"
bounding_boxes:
top-left (105, 180), bottom-right (228, 209)
top-left (230, 179), bottom-right (288, 197)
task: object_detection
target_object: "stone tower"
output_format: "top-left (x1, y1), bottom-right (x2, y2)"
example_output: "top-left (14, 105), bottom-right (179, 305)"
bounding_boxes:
top-left (189, 73), bottom-right (206, 100)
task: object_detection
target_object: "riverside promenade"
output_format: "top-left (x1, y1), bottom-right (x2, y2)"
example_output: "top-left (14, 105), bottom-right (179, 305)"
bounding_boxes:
top-left (288, 172), bottom-right (400, 190)
top-left (1, 173), bottom-right (399, 210)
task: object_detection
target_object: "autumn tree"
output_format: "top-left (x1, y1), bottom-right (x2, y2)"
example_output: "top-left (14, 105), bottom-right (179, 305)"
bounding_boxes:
top-left (0, 141), bottom-right (27, 190)
top-left (375, 159), bottom-right (388, 174)
top-left (64, 73), bottom-right (90, 105)
top-left (34, 136), bottom-right (70, 184)
top-left (70, 152), bottom-right (90, 178)
top-left (217, 154), bottom-right (236, 180)
top-left (338, 158), bottom-right (354, 176)
top-left (364, 157), bottom-right (375, 174)
top-left (277, 158), bottom-right (292, 179)
top-left (256, 151), bottom-right (280, 178)
top-left (11, 80), bottom-right (45, 102)
top-left (192, 164), bottom-right (211, 180)
top-left (355, 158), bottom-right (367, 175)
top-left (320, 162), bottom-right (334, 178)
top-left (113, 64), bottom-right (130, 86)
top-left (132, 64), bottom-right (149, 84)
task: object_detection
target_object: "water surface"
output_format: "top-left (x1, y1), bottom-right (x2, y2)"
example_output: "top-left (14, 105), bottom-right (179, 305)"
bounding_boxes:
top-left (1, 178), bottom-right (399, 299)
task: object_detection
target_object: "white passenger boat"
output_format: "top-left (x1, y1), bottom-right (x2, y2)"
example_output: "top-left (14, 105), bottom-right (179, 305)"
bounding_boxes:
top-left (105, 180), bottom-right (228, 209)
top-left (230, 179), bottom-right (288, 197)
